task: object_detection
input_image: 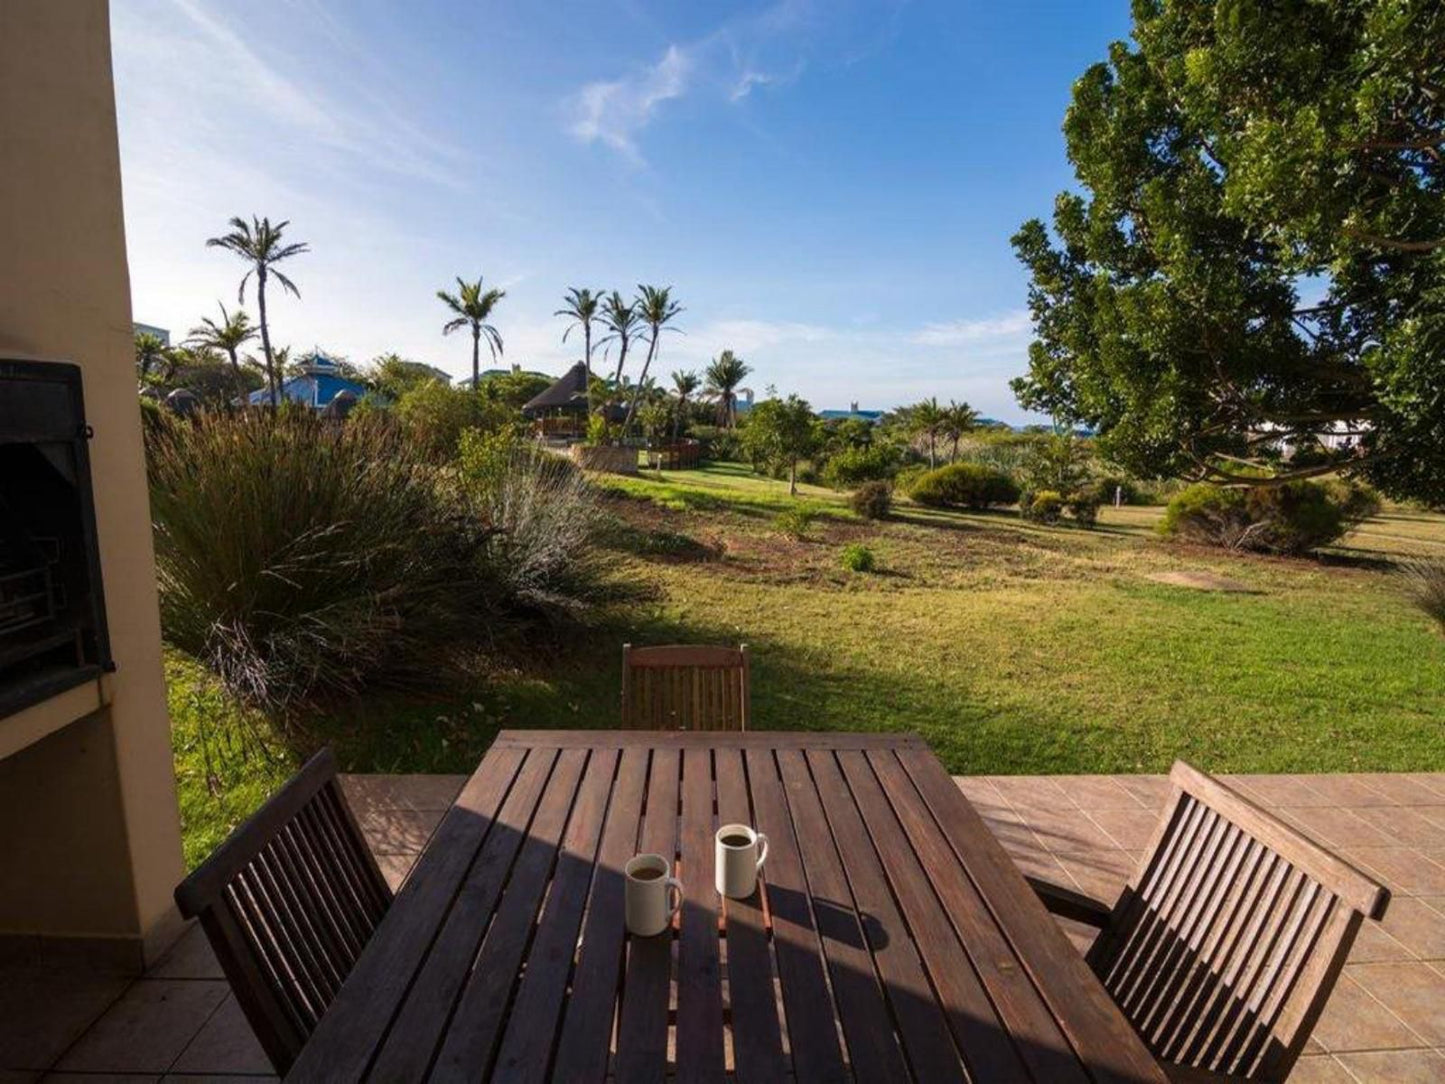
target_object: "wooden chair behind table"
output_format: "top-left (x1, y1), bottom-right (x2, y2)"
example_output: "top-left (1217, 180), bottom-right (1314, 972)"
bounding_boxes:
top-left (173, 748), bottom-right (392, 1074)
top-left (1026, 760), bottom-right (1389, 1083)
top-left (621, 643), bottom-right (751, 731)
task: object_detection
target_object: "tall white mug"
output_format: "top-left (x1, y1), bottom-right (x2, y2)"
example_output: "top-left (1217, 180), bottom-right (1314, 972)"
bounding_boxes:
top-left (625, 853), bottom-right (682, 937)
top-left (715, 823), bottom-right (768, 899)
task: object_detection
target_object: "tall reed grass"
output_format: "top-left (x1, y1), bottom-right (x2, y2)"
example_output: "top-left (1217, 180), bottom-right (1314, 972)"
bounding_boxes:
top-left (148, 409), bottom-right (613, 713)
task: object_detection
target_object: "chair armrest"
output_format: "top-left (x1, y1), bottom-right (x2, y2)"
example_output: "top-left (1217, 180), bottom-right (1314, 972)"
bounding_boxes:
top-left (1025, 875), bottom-right (1113, 928)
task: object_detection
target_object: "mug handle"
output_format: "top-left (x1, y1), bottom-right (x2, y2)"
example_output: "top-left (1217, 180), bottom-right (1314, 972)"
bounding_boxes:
top-left (666, 876), bottom-right (684, 920)
top-left (754, 833), bottom-right (769, 871)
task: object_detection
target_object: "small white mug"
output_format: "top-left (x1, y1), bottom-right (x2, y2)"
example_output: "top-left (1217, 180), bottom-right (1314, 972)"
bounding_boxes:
top-left (715, 823), bottom-right (768, 899)
top-left (625, 853), bottom-right (682, 937)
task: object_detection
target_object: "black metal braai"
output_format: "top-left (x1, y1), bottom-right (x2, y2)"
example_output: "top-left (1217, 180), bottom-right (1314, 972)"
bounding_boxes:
top-left (0, 359), bottom-right (111, 718)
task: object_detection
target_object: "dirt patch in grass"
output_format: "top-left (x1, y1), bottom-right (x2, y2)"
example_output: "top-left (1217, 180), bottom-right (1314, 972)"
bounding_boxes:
top-left (1146, 570), bottom-right (1257, 592)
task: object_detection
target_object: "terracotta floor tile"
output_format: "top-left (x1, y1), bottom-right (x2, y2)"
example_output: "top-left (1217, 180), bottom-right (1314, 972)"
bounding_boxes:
top-left (55, 980), bottom-right (229, 1074)
top-left (169, 996), bottom-right (270, 1076)
top-left (1345, 848), bottom-right (1445, 896)
top-left (1414, 806), bottom-right (1445, 829)
top-left (1403, 775), bottom-right (1445, 801)
top-left (1332, 1048), bottom-right (1445, 1083)
top-left (1225, 774), bottom-right (1334, 807)
top-left (1311, 973), bottom-right (1423, 1053)
top-left (1052, 848), bottom-right (1134, 904)
top-left (1286, 1055), bottom-right (1357, 1083)
top-left (1048, 775), bottom-right (1147, 810)
top-left (1353, 775), bottom-right (1445, 807)
top-left (1280, 806), bottom-right (1399, 849)
top-left (1347, 962), bottom-right (1445, 1045)
top-left (1381, 898), bottom-right (1445, 960)
top-left (952, 775), bottom-right (1002, 805)
top-left (1348, 919), bottom-right (1416, 964)
top-left (984, 775), bottom-right (1078, 812)
top-left (357, 807), bottom-right (445, 855)
top-left (376, 852), bottom-right (417, 892)
top-left (340, 773), bottom-right (466, 814)
top-left (144, 927), bottom-right (221, 981)
top-left (1016, 806), bottom-right (1120, 855)
top-left (1083, 807), bottom-right (1160, 850)
top-left (1307, 775), bottom-right (1398, 808)
top-left (1111, 774), bottom-right (1170, 810)
top-left (1350, 806), bottom-right (1445, 849)
top-left (0, 967), bottom-right (129, 1070)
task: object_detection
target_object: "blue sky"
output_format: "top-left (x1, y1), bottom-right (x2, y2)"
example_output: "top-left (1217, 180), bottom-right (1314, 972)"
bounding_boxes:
top-left (111, 0), bottom-right (1131, 420)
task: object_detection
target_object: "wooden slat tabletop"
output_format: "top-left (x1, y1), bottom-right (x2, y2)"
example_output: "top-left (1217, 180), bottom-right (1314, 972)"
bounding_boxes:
top-left (286, 731), bottom-right (1167, 1083)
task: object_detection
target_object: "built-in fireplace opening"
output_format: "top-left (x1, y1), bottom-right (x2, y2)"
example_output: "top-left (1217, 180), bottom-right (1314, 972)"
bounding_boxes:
top-left (0, 358), bottom-right (112, 719)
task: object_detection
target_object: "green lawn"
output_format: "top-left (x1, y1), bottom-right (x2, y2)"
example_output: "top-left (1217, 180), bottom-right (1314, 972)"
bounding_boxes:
top-left (170, 461), bottom-right (1445, 864)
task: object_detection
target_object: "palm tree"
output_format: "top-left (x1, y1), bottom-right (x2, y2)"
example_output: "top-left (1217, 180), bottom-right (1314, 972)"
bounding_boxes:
top-left (134, 331), bottom-right (170, 385)
top-left (670, 369), bottom-right (701, 440)
top-left (598, 290), bottom-right (643, 394)
top-left (942, 400), bottom-right (979, 462)
top-left (186, 302), bottom-right (257, 405)
top-left (205, 215), bottom-right (308, 407)
top-left (555, 287), bottom-right (603, 413)
top-left (910, 397), bottom-right (947, 468)
top-left (622, 286), bottom-right (683, 438)
top-left (704, 350), bottom-right (752, 428)
top-left (437, 276), bottom-right (506, 392)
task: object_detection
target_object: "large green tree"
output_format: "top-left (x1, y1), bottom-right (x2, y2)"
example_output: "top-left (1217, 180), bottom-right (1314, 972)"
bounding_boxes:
top-left (1012, 0), bottom-right (1443, 501)
top-left (206, 216), bottom-right (308, 408)
top-left (742, 394), bottom-right (818, 496)
top-left (704, 350), bottom-right (752, 428)
top-left (555, 287), bottom-right (603, 414)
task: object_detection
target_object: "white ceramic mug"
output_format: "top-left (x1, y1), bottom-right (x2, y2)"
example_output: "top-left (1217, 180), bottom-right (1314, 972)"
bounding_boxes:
top-left (625, 853), bottom-right (682, 937)
top-left (715, 823), bottom-right (769, 899)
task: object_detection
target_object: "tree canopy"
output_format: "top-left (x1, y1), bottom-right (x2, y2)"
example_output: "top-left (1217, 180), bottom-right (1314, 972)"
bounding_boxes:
top-left (1011, 0), bottom-right (1443, 502)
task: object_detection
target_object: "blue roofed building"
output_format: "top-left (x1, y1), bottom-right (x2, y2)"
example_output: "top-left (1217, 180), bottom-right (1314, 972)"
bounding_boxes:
top-left (245, 351), bottom-right (367, 409)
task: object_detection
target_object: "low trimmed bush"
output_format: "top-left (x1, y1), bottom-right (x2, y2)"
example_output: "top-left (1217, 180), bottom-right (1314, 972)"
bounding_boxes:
top-left (839, 543), bottom-right (877, 573)
top-left (907, 463), bottom-right (1020, 510)
top-left (850, 480), bottom-right (893, 520)
top-left (823, 444), bottom-right (900, 488)
top-left (1023, 489), bottom-right (1064, 524)
top-left (1069, 493), bottom-right (1100, 527)
top-left (773, 504), bottom-right (819, 539)
top-left (1160, 480), bottom-right (1372, 555)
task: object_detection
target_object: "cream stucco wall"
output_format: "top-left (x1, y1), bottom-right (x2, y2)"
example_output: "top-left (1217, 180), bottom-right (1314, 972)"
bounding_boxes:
top-left (0, 0), bottom-right (185, 966)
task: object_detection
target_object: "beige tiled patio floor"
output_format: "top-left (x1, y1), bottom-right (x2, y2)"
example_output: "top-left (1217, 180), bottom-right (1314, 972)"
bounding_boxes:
top-left (1, 770), bottom-right (1442, 1081)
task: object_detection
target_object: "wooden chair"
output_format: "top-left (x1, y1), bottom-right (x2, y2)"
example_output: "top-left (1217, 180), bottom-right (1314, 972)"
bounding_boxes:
top-left (1027, 761), bottom-right (1389, 1082)
top-left (174, 748), bottom-right (391, 1073)
top-left (621, 643), bottom-right (750, 730)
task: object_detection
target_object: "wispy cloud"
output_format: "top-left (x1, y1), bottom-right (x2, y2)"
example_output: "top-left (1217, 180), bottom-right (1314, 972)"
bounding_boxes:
top-left (569, 46), bottom-right (692, 164)
top-left (908, 310), bottom-right (1033, 346)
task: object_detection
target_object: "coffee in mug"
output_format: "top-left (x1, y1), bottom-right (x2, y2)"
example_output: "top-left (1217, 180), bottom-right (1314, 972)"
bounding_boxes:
top-left (625, 853), bottom-right (682, 936)
top-left (715, 823), bottom-right (768, 899)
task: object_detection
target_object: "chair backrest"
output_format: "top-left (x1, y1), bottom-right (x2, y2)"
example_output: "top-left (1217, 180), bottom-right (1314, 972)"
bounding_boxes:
top-left (621, 643), bottom-right (750, 731)
top-left (1086, 761), bottom-right (1389, 1082)
top-left (174, 748), bottom-right (391, 1073)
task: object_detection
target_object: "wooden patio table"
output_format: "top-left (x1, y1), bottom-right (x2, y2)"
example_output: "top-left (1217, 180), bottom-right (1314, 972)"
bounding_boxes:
top-left (286, 731), bottom-right (1168, 1083)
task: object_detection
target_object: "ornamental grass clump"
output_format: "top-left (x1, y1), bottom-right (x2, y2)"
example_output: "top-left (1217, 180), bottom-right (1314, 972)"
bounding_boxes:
top-left (148, 410), bottom-right (616, 714)
top-left (1400, 559), bottom-right (1445, 634)
top-left (148, 409), bottom-right (500, 713)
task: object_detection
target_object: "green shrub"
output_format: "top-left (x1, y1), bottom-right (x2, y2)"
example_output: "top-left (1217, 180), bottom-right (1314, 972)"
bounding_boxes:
top-left (1068, 489), bottom-right (1101, 527)
top-left (1023, 489), bottom-right (1064, 524)
top-left (394, 379), bottom-right (508, 461)
top-left (839, 543), bottom-right (877, 573)
top-left (850, 480), bottom-right (893, 520)
top-left (908, 463), bottom-right (1020, 510)
top-left (1401, 560), bottom-right (1445, 633)
top-left (148, 410), bottom-right (500, 712)
top-left (1160, 480), bottom-right (1372, 555)
top-left (894, 463), bottom-right (929, 496)
top-left (823, 444), bottom-right (900, 488)
top-left (773, 503), bottom-right (819, 539)
top-left (1322, 478), bottom-right (1383, 523)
